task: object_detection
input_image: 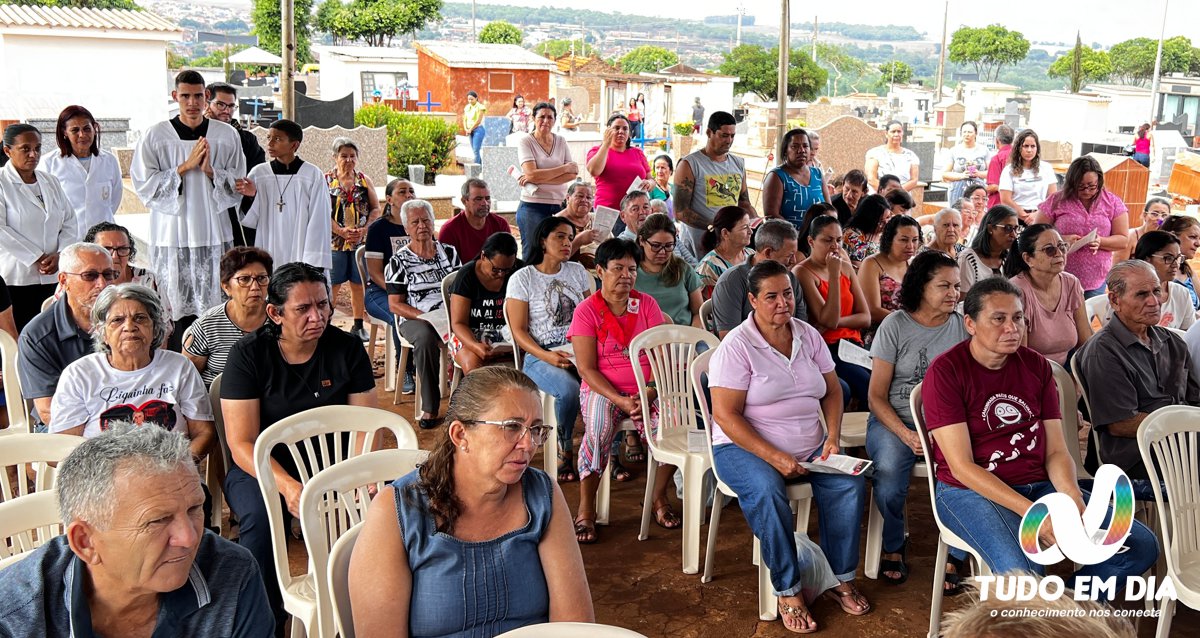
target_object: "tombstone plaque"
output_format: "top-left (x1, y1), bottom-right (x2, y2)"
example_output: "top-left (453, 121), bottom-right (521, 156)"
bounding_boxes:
top-left (482, 116), bottom-right (512, 147)
top-left (909, 141), bottom-right (936, 183)
top-left (479, 146), bottom-right (522, 201)
top-left (814, 116), bottom-right (884, 182)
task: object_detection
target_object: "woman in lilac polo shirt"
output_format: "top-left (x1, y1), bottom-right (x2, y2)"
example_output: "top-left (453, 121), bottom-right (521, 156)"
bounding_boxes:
top-left (1032, 156), bottom-right (1129, 298)
top-left (709, 259), bottom-right (871, 633)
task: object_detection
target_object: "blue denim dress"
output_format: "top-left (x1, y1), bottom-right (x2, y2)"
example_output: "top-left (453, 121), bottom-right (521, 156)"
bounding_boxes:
top-left (392, 467), bottom-right (552, 637)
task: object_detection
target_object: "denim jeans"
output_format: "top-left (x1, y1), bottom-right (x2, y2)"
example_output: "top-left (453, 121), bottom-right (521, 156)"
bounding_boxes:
top-left (515, 201), bottom-right (561, 262)
top-left (712, 442), bottom-right (867, 594)
top-left (364, 284), bottom-right (399, 351)
top-left (828, 344), bottom-right (870, 408)
top-left (470, 126), bottom-right (485, 165)
top-left (1083, 286), bottom-right (1107, 300)
top-left (935, 480), bottom-right (1159, 601)
top-left (522, 353), bottom-right (581, 454)
top-left (225, 465), bottom-right (285, 625)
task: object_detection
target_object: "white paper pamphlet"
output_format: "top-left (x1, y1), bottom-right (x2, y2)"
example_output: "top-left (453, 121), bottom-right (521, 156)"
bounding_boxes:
top-left (1067, 229), bottom-right (1098, 256)
top-left (593, 206), bottom-right (621, 238)
top-left (550, 343), bottom-right (576, 360)
top-left (687, 429), bottom-right (709, 454)
top-left (798, 454), bottom-right (873, 476)
top-left (419, 308), bottom-right (451, 342)
top-left (837, 339), bottom-right (873, 371)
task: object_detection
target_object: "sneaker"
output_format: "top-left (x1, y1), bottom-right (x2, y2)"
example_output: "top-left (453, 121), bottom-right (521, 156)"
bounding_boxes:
top-left (351, 326), bottom-right (371, 342)
top-left (402, 371), bottom-right (415, 395)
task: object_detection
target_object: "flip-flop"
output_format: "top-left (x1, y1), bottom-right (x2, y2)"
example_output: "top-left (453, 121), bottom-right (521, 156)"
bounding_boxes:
top-left (945, 555), bottom-right (966, 596)
top-left (611, 461), bottom-right (633, 482)
top-left (824, 583), bottom-right (871, 616)
top-left (653, 503), bottom-right (682, 530)
top-left (557, 450), bottom-right (577, 483)
top-left (879, 540), bottom-right (909, 585)
top-left (573, 516), bottom-right (597, 544)
top-left (778, 598), bottom-right (818, 634)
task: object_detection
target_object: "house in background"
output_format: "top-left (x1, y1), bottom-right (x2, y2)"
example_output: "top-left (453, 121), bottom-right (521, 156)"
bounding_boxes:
top-left (960, 81), bottom-right (1018, 123)
top-left (315, 46), bottom-right (419, 111)
top-left (0, 5), bottom-right (182, 134)
top-left (415, 41), bottom-right (556, 118)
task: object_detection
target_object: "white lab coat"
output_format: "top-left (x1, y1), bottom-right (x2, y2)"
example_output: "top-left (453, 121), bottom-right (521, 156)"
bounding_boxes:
top-left (0, 163), bottom-right (77, 286)
top-left (39, 150), bottom-right (122, 233)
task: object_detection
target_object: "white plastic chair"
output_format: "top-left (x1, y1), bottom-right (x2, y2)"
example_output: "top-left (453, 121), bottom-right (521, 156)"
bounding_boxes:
top-left (852, 405), bottom-right (928, 579)
top-left (909, 383), bottom-right (989, 638)
top-left (39, 296), bottom-right (54, 313)
top-left (0, 490), bottom-right (63, 569)
top-left (441, 271), bottom-right (465, 394)
top-left (354, 245), bottom-right (397, 393)
top-left (495, 623), bottom-right (649, 637)
top-left (203, 374), bottom-right (227, 534)
top-left (328, 522), bottom-right (362, 638)
top-left (698, 298), bottom-right (715, 335)
top-left (1049, 360), bottom-right (1091, 479)
top-left (630, 325), bottom-right (719, 574)
top-left (0, 433), bottom-right (82, 502)
top-left (0, 330), bottom-right (29, 434)
top-left (1137, 405), bottom-right (1200, 638)
top-left (691, 349), bottom-right (814, 621)
top-left (1085, 294), bottom-right (1111, 328)
top-left (391, 315), bottom-right (451, 419)
top-left (253, 405), bottom-right (416, 638)
top-left (302, 448), bottom-right (428, 638)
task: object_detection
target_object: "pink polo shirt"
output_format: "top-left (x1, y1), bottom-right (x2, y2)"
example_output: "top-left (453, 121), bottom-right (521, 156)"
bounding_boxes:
top-left (707, 314), bottom-right (834, 460)
top-left (1037, 189), bottom-right (1128, 291)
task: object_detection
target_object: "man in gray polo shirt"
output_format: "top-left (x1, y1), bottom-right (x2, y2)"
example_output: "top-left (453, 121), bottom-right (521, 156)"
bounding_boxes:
top-left (711, 219), bottom-right (806, 338)
top-left (673, 111), bottom-right (758, 255)
top-left (1076, 260), bottom-right (1200, 481)
top-left (0, 424), bottom-right (273, 636)
top-left (17, 242), bottom-right (114, 427)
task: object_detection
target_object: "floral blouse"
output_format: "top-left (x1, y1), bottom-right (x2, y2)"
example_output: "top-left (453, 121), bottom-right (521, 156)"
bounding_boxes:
top-left (842, 228), bottom-right (879, 267)
top-left (327, 170), bottom-right (371, 252)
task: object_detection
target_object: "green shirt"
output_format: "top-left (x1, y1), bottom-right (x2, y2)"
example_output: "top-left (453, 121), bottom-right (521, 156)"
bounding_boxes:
top-left (635, 263), bottom-right (701, 326)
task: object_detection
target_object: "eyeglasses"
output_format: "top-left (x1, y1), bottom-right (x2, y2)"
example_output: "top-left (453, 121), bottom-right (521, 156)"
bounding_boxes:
top-left (232, 274), bottom-right (270, 287)
top-left (1153, 253), bottom-right (1183, 265)
top-left (461, 419), bottom-right (552, 446)
top-left (64, 269), bottom-right (119, 282)
top-left (992, 224), bottom-right (1020, 235)
top-left (102, 246), bottom-right (132, 258)
top-left (1078, 183), bottom-right (1101, 192)
top-left (1036, 242), bottom-right (1070, 258)
top-left (209, 99), bottom-right (236, 111)
top-left (644, 240), bottom-right (676, 253)
top-left (484, 256), bottom-right (514, 276)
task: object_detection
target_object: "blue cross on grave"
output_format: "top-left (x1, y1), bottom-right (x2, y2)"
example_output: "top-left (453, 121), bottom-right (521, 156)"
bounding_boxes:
top-left (417, 91), bottom-right (441, 112)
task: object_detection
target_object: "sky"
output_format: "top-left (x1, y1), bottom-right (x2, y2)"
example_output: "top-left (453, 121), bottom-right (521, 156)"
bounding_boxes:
top-left (464, 0), bottom-right (1190, 47)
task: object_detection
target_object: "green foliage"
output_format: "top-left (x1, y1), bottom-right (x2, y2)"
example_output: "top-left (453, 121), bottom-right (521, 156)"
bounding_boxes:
top-left (189, 44), bottom-right (248, 69)
top-left (878, 61), bottom-right (913, 85)
top-left (815, 43), bottom-right (871, 95)
top-left (1047, 36), bottom-right (1112, 92)
top-left (1108, 36), bottom-right (1195, 85)
top-left (214, 19), bottom-right (248, 32)
top-left (948, 24), bottom-right (1030, 82)
top-left (673, 122), bottom-right (694, 136)
top-left (718, 44), bottom-right (827, 100)
top-left (478, 20), bottom-right (522, 44)
top-left (354, 104), bottom-right (457, 175)
top-left (252, 0), bottom-right (315, 63)
top-left (534, 39), bottom-right (596, 58)
top-left (317, 0), bottom-right (441, 46)
top-left (619, 46), bottom-right (678, 74)
top-left (8, 0), bottom-right (140, 9)
top-left (167, 49), bottom-right (186, 70)
top-left (792, 20), bottom-right (922, 42)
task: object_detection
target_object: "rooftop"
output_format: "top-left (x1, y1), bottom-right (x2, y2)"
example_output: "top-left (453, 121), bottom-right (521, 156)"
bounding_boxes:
top-left (0, 4), bottom-right (179, 33)
top-left (318, 45), bottom-right (417, 62)
top-left (415, 41), bottom-right (556, 71)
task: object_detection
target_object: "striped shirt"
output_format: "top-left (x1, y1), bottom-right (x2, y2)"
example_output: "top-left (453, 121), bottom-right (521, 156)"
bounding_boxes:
top-left (183, 302), bottom-right (261, 387)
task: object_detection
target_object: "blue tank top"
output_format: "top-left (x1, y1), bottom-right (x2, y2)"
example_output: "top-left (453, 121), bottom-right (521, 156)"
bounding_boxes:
top-left (392, 467), bottom-right (553, 638)
top-left (771, 166), bottom-right (826, 229)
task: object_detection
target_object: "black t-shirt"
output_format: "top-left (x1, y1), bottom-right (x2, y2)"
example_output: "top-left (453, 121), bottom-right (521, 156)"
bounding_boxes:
top-left (451, 260), bottom-right (519, 343)
top-left (221, 324), bottom-right (375, 477)
top-left (0, 275), bottom-right (10, 313)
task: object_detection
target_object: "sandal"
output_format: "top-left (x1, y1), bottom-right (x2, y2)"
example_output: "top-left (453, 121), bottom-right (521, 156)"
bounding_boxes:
top-left (879, 540), bottom-right (909, 585)
top-left (824, 582), bottom-right (871, 616)
top-left (652, 502), bottom-right (682, 530)
top-left (557, 451), bottom-right (577, 483)
top-left (573, 516), bottom-right (597, 544)
top-left (622, 433), bottom-right (646, 464)
top-left (944, 555), bottom-right (966, 596)
top-left (778, 597), bottom-right (818, 634)
top-left (611, 460), bottom-right (632, 482)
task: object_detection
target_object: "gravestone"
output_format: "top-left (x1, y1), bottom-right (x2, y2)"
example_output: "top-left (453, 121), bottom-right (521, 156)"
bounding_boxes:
top-left (464, 163), bottom-right (483, 179)
top-left (251, 125), bottom-right (387, 188)
top-left (806, 103), bottom-right (851, 129)
top-left (1004, 101), bottom-right (1020, 129)
top-left (479, 146), bottom-right (522, 201)
top-left (482, 116), bottom-right (512, 147)
top-left (29, 117), bottom-right (131, 150)
top-left (295, 92), bottom-right (354, 129)
top-left (908, 141), bottom-right (936, 183)
top-left (814, 116), bottom-right (884, 181)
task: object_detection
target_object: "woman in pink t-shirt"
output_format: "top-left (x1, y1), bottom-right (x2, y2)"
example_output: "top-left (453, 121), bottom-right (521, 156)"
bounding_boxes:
top-left (586, 114), bottom-right (653, 233)
top-left (1033, 156), bottom-right (1129, 297)
top-left (567, 238), bottom-right (671, 544)
top-left (1004, 223), bottom-right (1091, 365)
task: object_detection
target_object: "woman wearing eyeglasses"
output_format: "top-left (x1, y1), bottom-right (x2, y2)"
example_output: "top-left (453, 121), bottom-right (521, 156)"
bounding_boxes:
top-left (350, 367), bottom-right (594, 636)
top-left (958, 206), bottom-right (1019, 295)
top-left (1004, 224), bottom-right (1091, 366)
top-left (449, 233), bottom-right (521, 374)
top-left (83, 222), bottom-right (156, 288)
top-left (1032, 156), bottom-right (1129, 299)
top-left (182, 247), bottom-right (273, 388)
top-left (1133, 230), bottom-right (1196, 331)
top-left (635, 213), bottom-right (703, 328)
top-left (40, 105), bottom-right (122, 232)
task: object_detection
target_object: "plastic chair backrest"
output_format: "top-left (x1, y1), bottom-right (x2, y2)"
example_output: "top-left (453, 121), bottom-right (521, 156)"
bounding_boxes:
top-left (501, 299), bottom-right (524, 370)
top-left (354, 245), bottom-right (370, 289)
top-left (328, 522), bottom-right (362, 638)
top-left (1069, 352), bottom-right (1105, 465)
top-left (0, 330), bottom-right (29, 434)
top-left (910, 384), bottom-right (954, 542)
top-left (40, 296), bottom-right (54, 313)
top-left (209, 373), bottom-right (233, 475)
top-left (495, 622), bottom-right (649, 637)
top-left (302, 448), bottom-right (428, 638)
top-left (0, 490), bottom-right (63, 563)
top-left (253, 406), bottom-right (416, 600)
top-left (1137, 405), bottom-right (1200, 581)
top-left (698, 299), bottom-right (715, 335)
top-left (689, 349), bottom-right (731, 493)
top-left (631, 325), bottom-right (718, 444)
top-left (441, 271), bottom-right (458, 328)
top-left (1048, 360), bottom-right (1090, 479)
top-left (1085, 294), bottom-right (1110, 329)
top-left (0, 433), bottom-right (82, 502)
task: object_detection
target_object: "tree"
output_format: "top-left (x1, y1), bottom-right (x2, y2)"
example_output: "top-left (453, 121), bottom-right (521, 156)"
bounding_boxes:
top-left (816, 42), bottom-right (871, 95)
top-left (1047, 34), bottom-right (1112, 92)
top-left (534, 38), bottom-right (596, 58)
top-left (252, 0), bottom-right (315, 63)
top-left (1108, 36), bottom-right (1194, 85)
top-left (314, 0), bottom-right (440, 48)
top-left (314, 0), bottom-right (346, 44)
top-left (948, 24), bottom-right (1030, 82)
top-left (717, 44), bottom-right (827, 100)
top-left (877, 60), bottom-right (913, 85)
top-left (478, 20), bottom-right (522, 45)
top-left (618, 45), bottom-right (678, 74)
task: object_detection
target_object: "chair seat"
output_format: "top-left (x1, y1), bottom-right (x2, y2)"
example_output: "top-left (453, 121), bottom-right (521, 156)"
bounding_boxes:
top-left (648, 431), bottom-right (708, 468)
top-left (1176, 555), bottom-right (1200, 608)
top-left (839, 413), bottom-right (868, 448)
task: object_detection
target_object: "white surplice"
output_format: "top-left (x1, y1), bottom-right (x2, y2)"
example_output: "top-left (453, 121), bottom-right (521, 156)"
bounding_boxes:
top-left (242, 160), bottom-right (333, 269)
top-left (130, 119), bottom-right (245, 320)
top-left (0, 163), bottom-right (78, 286)
top-left (39, 150), bottom-right (122, 232)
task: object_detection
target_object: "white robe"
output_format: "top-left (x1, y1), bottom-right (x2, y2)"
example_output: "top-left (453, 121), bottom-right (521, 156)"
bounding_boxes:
top-left (130, 119), bottom-right (245, 319)
top-left (242, 160), bottom-right (333, 269)
top-left (0, 163), bottom-right (78, 286)
top-left (39, 150), bottom-right (122, 233)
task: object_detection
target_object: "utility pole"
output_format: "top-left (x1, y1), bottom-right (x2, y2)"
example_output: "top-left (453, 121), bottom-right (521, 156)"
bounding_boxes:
top-left (735, 2), bottom-right (744, 48)
top-left (934, 0), bottom-right (948, 98)
top-left (1149, 0), bottom-right (1169, 127)
top-left (811, 15), bottom-right (817, 62)
top-left (777, 0), bottom-right (789, 159)
top-left (471, 0), bottom-right (477, 40)
top-left (280, 0), bottom-right (294, 120)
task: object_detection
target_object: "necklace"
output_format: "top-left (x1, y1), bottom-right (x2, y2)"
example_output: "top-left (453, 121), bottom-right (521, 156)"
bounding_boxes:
top-left (278, 341), bottom-right (324, 398)
top-left (274, 172), bottom-right (297, 213)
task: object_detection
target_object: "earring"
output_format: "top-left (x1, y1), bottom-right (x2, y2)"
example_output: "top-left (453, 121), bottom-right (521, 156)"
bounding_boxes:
top-left (460, 444), bottom-right (468, 452)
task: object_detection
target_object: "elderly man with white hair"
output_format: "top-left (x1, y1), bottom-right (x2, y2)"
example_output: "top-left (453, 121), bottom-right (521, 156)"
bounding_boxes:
top-left (17, 242), bottom-right (115, 428)
top-left (0, 424), bottom-right (273, 636)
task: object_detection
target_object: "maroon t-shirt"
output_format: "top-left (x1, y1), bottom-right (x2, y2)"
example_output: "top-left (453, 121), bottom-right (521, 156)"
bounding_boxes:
top-left (986, 145), bottom-right (1012, 208)
top-left (922, 340), bottom-right (1061, 489)
top-left (436, 213), bottom-right (511, 263)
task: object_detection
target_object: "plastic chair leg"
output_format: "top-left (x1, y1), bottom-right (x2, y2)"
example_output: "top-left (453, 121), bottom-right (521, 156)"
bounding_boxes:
top-left (393, 346), bottom-right (411, 406)
top-left (757, 539), bottom-right (777, 621)
top-left (1154, 596), bottom-right (1175, 638)
top-left (637, 450), bottom-right (655, 541)
top-left (367, 323), bottom-right (380, 361)
top-left (864, 488), bottom-right (884, 579)
top-left (681, 460), bottom-right (704, 574)
top-left (383, 329), bottom-right (396, 393)
top-left (541, 392), bottom-right (558, 478)
top-left (597, 458), bottom-right (613, 526)
top-left (701, 492), bottom-right (725, 583)
top-left (928, 539), bottom-right (949, 638)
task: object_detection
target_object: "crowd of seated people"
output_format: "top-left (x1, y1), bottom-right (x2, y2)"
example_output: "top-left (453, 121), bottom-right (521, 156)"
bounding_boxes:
top-left (4, 84), bottom-right (1200, 638)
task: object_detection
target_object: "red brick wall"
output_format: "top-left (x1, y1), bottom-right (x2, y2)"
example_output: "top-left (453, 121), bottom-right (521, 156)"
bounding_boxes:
top-left (417, 52), bottom-right (549, 120)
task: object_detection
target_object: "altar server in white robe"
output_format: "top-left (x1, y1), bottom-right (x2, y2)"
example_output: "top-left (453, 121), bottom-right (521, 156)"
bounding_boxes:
top-left (40, 105), bottom-right (122, 231)
top-left (130, 70), bottom-right (245, 328)
top-left (235, 119), bottom-right (332, 270)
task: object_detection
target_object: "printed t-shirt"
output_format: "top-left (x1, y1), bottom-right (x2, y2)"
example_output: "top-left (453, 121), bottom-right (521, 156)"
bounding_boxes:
top-left (566, 293), bottom-right (663, 394)
top-left (506, 262), bottom-right (592, 348)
